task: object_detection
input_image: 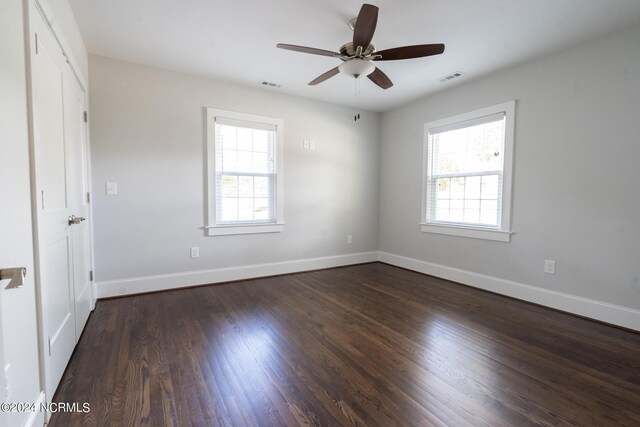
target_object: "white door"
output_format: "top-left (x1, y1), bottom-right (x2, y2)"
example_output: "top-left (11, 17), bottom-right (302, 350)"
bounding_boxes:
top-left (64, 70), bottom-right (92, 339)
top-left (30, 6), bottom-right (81, 401)
top-left (1, 2), bottom-right (45, 426)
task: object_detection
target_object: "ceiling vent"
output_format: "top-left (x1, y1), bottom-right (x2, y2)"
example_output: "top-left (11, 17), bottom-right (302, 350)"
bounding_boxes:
top-left (259, 81), bottom-right (282, 88)
top-left (440, 71), bottom-right (464, 82)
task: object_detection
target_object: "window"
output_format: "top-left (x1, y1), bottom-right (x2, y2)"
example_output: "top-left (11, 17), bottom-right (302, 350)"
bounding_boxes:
top-left (422, 101), bottom-right (515, 242)
top-left (206, 108), bottom-right (284, 236)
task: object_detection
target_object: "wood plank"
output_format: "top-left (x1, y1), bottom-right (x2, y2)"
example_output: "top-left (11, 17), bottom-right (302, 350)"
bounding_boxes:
top-left (49, 263), bottom-right (640, 426)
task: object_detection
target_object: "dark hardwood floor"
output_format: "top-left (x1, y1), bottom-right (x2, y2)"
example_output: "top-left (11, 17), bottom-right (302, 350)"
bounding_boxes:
top-left (50, 262), bottom-right (640, 426)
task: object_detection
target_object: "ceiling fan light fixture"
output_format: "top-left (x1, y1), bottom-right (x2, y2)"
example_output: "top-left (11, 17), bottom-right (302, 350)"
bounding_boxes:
top-left (338, 59), bottom-right (375, 79)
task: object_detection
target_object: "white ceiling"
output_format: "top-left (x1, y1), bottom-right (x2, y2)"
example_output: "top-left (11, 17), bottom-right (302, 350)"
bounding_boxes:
top-left (68, 0), bottom-right (640, 112)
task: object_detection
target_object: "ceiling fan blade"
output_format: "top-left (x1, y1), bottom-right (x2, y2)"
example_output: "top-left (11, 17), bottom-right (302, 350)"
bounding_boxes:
top-left (277, 43), bottom-right (340, 58)
top-left (308, 67), bottom-right (340, 85)
top-left (368, 67), bottom-right (393, 89)
top-left (374, 44), bottom-right (445, 61)
top-left (353, 4), bottom-right (378, 50)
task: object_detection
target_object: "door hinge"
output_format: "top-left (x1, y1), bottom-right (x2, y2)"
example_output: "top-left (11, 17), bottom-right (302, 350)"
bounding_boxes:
top-left (86, 192), bottom-right (91, 203)
top-left (89, 270), bottom-right (94, 281)
top-left (83, 111), bottom-right (88, 123)
top-left (35, 33), bottom-right (38, 54)
top-left (41, 190), bottom-right (45, 209)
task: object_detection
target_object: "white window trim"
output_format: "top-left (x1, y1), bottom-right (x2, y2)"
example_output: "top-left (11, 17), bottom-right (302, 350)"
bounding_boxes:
top-left (421, 101), bottom-right (516, 242)
top-left (205, 108), bottom-right (285, 236)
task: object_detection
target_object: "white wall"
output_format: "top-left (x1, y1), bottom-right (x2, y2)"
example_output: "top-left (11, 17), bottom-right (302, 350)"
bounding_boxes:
top-left (89, 55), bottom-right (380, 290)
top-left (379, 23), bottom-right (640, 321)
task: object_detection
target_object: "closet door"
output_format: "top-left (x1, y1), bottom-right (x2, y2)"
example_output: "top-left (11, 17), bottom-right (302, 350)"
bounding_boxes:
top-left (64, 67), bottom-right (92, 339)
top-left (29, 5), bottom-right (79, 401)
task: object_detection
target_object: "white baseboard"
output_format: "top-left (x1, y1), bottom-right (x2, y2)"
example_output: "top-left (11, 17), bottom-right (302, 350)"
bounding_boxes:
top-left (95, 250), bottom-right (640, 331)
top-left (23, 391), bottom-right (46, 427)
top-left (378, 251), bottom-right (640, 332)
top-left (96, 251), bottom-right (379, 299)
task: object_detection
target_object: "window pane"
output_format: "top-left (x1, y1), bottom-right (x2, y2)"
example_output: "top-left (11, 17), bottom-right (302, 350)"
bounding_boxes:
top-left (222, 150), bottom-right (237, 171)
top-left (221, 175), bottom-right (238, 197)
top-left (480, 199), bottom-right (498, 212)
top-left (238, 198), bottom-right (253, 220)
top-left (221, 126), bottom-right (237, 150)
top-left (465, 199), bottom-right (480, 211)
top-left (432, 118), bottom-right (505, 176)
top-left (450, 200), bottom-right (464, 222)
top-left (464, 198), bottom-right (480, 223)
top-left (480, 199), bottom-right (498, 225)
top-left (450, 177), bottom-right (465, 200)
top-left (254, 198), bottom-right (269, 220)
top-left (450, 210), bottom-right (464, 223)
top-left (253, 152), bottom-right (268, 173)
top-left (480, 209), bottom-right (498, 225)
top-left (464, 208), bottom-right (480, 224)
top-left (221, 198), bottom-right (238, 221)
top-left (481, 175), bottom-right (499, 199)
top-left (435, 200), bottom-right (449, 221)
top-left (238, 176), bottom-right (253, 197)
top-left (253, 130), bottom-right (269, 152)
top-left (436, 178), bottom-right (450, 199)
top-left (237, 151), bottom-right (252, 173)
top-left (254, 176), bottom-right (269, 197)
top-left (237, 128), bottom-right (252, 151)
top-left (465, 176), bottom-right (481, 199)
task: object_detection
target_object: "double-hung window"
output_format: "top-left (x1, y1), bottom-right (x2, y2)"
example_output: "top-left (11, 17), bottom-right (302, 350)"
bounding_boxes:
top-left (206, 108), bottom-right (284, 236)
top-left (422, 101), bottom-right (515, 242)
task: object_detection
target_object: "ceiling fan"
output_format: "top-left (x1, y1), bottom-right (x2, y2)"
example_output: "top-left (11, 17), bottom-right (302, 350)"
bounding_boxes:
top-left (276, 3), bottom-right (445, 89)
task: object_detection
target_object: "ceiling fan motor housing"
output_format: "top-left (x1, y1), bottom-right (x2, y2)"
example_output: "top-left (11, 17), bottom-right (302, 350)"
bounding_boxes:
top-left (339, 42), bottom-right (376, 58)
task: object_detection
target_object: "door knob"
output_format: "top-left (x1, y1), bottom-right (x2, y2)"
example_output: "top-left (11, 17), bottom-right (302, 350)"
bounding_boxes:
top-left (68, 215), bottom-right (86, 225)
top-left (0, 267), bottom-right (26, 290)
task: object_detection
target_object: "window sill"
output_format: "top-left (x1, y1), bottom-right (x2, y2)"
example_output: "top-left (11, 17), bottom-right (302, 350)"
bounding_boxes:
top-left (420, 223), bottom-right (512, 242)
top-left (207, 223), bottom-right (284, 236)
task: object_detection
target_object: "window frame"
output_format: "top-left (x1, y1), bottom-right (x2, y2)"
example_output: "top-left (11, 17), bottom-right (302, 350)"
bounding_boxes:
top-left (421, 101), bottom-right (516, 242)
top-left (206, 108), bottom-right (284, 236)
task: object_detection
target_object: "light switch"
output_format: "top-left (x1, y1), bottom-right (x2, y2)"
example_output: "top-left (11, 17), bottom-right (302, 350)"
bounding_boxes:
top-left (309, 140), bottom-right (316, 150)
top-left (303, 139), bottom-right (310, 149)
top-left (105, 182), bottom-right (118, 196)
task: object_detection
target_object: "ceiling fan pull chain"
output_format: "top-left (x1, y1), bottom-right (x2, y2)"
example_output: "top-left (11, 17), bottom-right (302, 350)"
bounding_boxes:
top-left (354, 77), bottom-right (361, 122)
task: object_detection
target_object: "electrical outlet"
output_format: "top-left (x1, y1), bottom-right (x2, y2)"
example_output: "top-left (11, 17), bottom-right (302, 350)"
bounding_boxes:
top-left (190, 247), bottom-right (199, 259)
top-left (544, 260), bottom-right (556, 274)
top-left (347, 235), bottom-right (353, 244)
